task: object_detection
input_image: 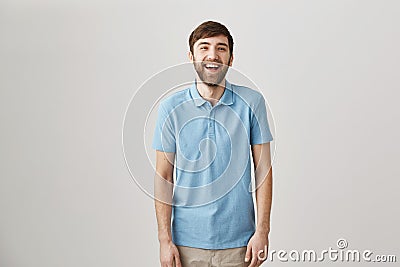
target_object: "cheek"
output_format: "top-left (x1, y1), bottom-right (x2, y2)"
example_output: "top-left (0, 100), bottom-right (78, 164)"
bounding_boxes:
top-left (194, 52), bottom-right (206, 61)
top-left (223, 54), bottom-right (231, 64)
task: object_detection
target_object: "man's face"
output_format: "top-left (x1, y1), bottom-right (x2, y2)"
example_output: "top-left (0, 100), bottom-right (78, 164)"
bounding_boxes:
top-left (189, 34), bottom-right (233, 87)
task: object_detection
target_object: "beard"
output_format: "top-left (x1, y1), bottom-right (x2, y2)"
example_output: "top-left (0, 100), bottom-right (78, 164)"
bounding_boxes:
top-left (193, 59), bottom-right (230, 87)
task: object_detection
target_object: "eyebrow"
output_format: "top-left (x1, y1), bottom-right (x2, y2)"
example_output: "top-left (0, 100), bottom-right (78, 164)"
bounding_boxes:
top-left (197, 41), bottom-right (228, 47)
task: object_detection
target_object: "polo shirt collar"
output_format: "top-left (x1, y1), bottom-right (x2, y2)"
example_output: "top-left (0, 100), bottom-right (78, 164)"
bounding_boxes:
top-left (189, 79), bottom-right (234, 107)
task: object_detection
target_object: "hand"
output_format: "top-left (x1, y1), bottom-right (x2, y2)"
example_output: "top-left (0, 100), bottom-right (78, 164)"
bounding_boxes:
top-left (159, 240), bottom-right (182, 267)
top-left (245, 231), bottom-right (269, 267)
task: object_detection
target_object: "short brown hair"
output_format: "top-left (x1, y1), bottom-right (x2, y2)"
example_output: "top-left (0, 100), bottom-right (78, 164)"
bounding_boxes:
top-left (189, 21), bottom-right (234, 58)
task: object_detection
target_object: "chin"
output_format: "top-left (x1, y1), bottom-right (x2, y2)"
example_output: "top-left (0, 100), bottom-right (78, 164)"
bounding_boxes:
top-left (203, 81), bottom-right (218, 87)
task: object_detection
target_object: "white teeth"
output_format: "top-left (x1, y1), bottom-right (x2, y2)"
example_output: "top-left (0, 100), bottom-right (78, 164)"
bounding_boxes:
top-left (205, 64), bottom-right (219, 68)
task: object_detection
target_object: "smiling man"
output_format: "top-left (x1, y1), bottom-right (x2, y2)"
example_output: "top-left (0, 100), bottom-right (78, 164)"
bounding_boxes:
top-left (152, 21), bottom-right (274, 267)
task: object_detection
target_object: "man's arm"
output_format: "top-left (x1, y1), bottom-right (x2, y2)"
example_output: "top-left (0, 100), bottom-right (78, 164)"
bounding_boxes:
top-left (154, 150), bottom-right (181, 267)
top-left (253, 142), bottom-right (273, 236)
top-left (245, 142), bottom-right (273, 267)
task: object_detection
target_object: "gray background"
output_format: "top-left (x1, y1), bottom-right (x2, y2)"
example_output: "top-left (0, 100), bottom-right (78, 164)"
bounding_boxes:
top-left (1, 0), bottom-right (399, 266)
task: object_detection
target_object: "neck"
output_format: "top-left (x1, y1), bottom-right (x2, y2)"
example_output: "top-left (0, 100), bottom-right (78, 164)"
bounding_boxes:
top-left (196, 78), bottom-right (226, 107)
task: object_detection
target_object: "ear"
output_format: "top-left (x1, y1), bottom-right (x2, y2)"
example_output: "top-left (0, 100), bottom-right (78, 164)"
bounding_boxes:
top-left (229, 54), bottom-right (234, 66)
top-left (188, 51), bottom-right (194, 62)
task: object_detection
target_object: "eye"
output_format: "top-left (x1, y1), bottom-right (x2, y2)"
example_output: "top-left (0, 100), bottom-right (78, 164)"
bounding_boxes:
top-left (200, 46), bottom-right (207, 50)
top-left (218, 47), bottom-right (227, 51)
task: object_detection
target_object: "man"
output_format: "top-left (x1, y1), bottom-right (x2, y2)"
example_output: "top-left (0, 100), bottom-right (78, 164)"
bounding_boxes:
top-left (152, 21), bottom-right (273, 267)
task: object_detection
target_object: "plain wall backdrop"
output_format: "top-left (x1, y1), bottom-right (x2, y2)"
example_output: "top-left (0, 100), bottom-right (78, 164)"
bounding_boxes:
top-left (1, 0), bottom-right (399, 266)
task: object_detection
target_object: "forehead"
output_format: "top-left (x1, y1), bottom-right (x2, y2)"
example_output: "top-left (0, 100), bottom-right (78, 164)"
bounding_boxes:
top-left (194, 34), bottom-right (229, 46)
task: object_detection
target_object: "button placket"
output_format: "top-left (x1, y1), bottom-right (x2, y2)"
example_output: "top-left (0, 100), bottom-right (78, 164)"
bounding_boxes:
top-left (208, 108), bottom-right (216, 138)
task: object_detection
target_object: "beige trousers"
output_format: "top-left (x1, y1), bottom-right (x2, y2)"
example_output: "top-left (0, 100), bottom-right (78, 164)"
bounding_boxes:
top-left (175, 245), bottom-right (250, 267)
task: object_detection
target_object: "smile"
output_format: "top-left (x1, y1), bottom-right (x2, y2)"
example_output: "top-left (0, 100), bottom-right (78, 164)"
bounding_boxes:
top-left (204, 63), bottom-right (221, 71)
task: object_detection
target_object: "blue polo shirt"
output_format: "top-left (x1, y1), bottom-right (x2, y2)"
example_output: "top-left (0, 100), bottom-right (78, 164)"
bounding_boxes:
top-left (152, 79), bottom-right (273, 249)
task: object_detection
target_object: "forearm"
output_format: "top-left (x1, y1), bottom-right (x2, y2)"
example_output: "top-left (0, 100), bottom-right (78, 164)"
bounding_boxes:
top-left (153, 151), bottom-right (175, 243)
top-left (255, 166), bottom-right (273, 235)
top-left (154, 171), bottom-right (174, 242)
top-left (155, 199), bottom-right (173, 242)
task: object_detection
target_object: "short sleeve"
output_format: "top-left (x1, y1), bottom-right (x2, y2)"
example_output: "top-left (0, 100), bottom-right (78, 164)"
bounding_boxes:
top-left (250, 96), bottom-right (273, 145)
top-left (152, 103), bottom-right (176, 152)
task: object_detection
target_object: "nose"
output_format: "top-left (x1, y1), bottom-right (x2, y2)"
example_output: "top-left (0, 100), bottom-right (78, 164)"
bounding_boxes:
top-left (206, 47), bottom-right (219, 61)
